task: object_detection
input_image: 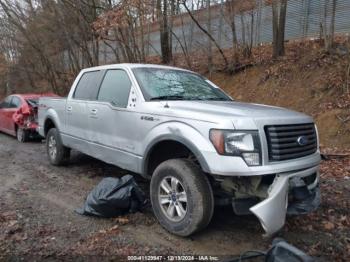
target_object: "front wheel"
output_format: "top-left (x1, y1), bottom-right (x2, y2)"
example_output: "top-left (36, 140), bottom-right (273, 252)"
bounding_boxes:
top-left (46, 128), bottom-right (70, 166)
top-left (150, 159), bottom-right (214, 237)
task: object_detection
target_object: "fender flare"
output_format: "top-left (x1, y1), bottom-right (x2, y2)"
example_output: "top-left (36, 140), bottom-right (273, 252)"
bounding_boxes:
top-left (142, 134), bottom-right (211, 177)
top-left (43, 116), bottom-right (59, 136)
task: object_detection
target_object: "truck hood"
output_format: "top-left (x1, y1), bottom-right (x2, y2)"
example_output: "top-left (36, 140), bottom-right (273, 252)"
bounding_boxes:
top-left (166, 101), bottom-right (309, 119)
top-left (162, 101), bottom-right (313, 129)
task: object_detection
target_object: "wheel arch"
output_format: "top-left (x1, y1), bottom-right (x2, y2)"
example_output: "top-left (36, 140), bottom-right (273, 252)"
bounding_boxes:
top-left (43, 117), bottom-right (58, 137)
top-left (142, 135), bottom-right (210, 178)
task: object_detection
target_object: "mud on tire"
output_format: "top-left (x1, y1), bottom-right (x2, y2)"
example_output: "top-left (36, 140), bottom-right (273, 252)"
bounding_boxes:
top-left (150, 159), bottom-right (214, 237)
top-left (46, 128), bottom-right (70, 166)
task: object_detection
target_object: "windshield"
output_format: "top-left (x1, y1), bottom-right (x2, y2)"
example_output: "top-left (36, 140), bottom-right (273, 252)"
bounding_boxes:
top-left (132, 68), bottom-right (232, 101)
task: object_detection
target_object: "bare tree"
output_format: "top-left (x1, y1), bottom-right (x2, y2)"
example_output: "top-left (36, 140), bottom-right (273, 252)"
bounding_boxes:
top-left (321, 0), bottom-right (337, 51)
top-left (157, 0), bottom-right (172, 63)
top-left (0, 54), bottom-right (9, 96)
top-left (207, 0), bottom-right (213, 74)
top-left (182, 0), bottom-right (229, 70)
top-left (224, 0), bottom-right (240, 70)
top-left (272, 0), bottom-right (287, 58)
top-left (240, 9), bottom-right (255, 58)
top-left (0, 0), bottom-right (107, 94)
top-left (0, 0), bottom-right (61, 93)
top-left (93, 0), bottom-right (155, 63)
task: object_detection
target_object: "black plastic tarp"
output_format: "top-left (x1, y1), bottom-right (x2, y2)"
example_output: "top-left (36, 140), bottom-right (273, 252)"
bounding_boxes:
top-left (76, 175), bottom-right (146, 217)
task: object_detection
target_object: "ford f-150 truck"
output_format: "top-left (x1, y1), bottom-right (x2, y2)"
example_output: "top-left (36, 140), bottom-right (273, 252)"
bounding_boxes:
top-left (38, 64), bottom-right (321, 237)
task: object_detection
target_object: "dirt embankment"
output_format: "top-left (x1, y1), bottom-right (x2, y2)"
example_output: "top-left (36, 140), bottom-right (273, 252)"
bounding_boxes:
top-left (209, 41), bottom-right (350, 149)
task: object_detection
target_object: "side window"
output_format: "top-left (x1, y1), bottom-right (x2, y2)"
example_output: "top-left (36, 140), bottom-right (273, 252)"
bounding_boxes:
top-left (1, 96), bottom-right (12, 108)
top-left (73, 71), bottom-right (102, 100)
top-left (10, 96), bottom-right (21, 108)
top-left (97, 70), bottom-right (132, 108)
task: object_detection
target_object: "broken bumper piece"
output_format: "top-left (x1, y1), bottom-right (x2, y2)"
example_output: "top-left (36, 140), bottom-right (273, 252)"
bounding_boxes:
top-left (250, 166), bottom-right (320, 236)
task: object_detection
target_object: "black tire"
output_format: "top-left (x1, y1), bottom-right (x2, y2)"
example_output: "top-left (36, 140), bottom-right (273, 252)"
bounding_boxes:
top-left (150, 159), bottom-right (214, 237)
top-left (16, 127), bottom-right (29, 143)
top-left (46, 128), bottom-right (70, 166)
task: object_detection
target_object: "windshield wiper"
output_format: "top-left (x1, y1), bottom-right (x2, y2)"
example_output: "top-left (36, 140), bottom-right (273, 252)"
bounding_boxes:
top-left (150, 95), bottom-right (185, 101)
top-left (206, 97), bottom-right (230, 101)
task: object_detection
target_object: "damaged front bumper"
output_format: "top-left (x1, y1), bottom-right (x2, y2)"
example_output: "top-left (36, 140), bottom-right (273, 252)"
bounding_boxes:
top-left (249, 165), bottom-right (320, 236)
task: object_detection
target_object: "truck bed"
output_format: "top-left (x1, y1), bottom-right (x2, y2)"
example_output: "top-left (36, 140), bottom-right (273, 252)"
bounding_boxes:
top-left (38, 97), bottom-right (67, 136)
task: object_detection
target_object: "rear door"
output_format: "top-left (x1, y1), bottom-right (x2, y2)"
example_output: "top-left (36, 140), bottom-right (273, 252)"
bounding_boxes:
top-left (64, 70), bottom-right (104, 153)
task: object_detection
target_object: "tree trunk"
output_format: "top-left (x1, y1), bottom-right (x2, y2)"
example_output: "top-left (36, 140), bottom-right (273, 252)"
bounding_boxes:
top-left (272, 0), bottom-right (287, 58)
top-left (272, 1), bottom-right (279, 57)
top-left (278, 0), bottom-right (287, 56)
top-left (169, 0), bottom-right (175, 62)
top-left (157, 0), bottom-right (172, 64)
top-left (207, 0), bottom-right (213, 75)
top-left (218, 0), bottom-right (224, 46)
top-left (139, 5), bottom-right (146, 62)
top-left (328, 0), bottom-right (337, 50)
top-left (226, 0), bottom-right (239, 70)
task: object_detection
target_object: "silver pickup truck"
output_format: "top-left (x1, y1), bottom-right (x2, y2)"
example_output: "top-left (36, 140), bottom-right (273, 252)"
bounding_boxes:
top-left (38, 64), bottom-right (321, 237)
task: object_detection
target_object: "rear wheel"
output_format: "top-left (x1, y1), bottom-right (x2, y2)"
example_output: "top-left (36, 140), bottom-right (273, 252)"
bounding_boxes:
top-left (46, 128), bottom-right (70, 166)
top-left (150, 159), bottom-right (214, 237)
top-left (16, 127), bottom-right (29, 143)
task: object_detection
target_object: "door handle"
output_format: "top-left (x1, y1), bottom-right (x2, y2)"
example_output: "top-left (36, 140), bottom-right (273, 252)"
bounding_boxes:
top-left (67, 106), bottom-right (72, 112)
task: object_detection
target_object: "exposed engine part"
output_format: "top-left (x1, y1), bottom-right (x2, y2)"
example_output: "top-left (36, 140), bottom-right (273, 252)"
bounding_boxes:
top-left (220, 175), bottom-right (274, 199)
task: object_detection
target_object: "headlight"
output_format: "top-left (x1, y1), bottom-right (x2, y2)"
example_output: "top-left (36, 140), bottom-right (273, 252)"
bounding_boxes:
top-left (209, 129), bottom-right (261, 166)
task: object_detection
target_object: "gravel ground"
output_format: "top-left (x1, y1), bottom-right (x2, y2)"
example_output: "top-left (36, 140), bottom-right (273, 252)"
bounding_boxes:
top-left (0, 133), bottom-right (349, 261)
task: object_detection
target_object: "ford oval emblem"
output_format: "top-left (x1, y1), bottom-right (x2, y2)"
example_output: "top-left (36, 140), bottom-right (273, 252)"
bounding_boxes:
top-left (297, 136), bottom-right (309, 146)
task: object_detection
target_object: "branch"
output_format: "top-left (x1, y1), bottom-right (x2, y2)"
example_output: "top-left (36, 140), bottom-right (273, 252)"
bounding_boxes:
top-left (336, 114), bottom-right (350, 123)
top-left (181, 0), bottom-right (228, 69)
top-left (171, 29), bottom-right (192, 68)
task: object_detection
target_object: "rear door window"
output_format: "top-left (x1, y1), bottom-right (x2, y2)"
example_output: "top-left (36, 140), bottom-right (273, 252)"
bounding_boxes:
top-left (74, 71), bottom-right (103, 100)
top-left (97, 70), bottom-right (132, 108)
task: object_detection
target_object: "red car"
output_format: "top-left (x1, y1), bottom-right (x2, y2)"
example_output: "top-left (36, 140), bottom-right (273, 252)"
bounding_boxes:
top-left (0, 93), bottom-right (57, 142)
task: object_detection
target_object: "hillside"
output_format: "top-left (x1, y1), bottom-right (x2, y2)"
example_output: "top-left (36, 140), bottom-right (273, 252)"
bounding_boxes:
top-left (208, 40), bottom-right (350, 149)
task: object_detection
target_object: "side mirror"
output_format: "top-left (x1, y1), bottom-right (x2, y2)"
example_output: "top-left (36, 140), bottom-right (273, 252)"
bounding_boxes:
top-left (266, 238), bottom-right (314, 262)
top-left (222, 238), bottom-right (314, 262)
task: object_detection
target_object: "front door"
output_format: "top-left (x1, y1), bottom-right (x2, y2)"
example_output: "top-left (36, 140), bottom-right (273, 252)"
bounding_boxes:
top-left (0, 96), bottom-right (20, 136)
top-left (86, 69), bottom-right (139, 172)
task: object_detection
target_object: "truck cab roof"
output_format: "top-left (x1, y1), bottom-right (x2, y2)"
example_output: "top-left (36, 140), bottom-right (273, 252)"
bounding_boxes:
top-left (80, 63), bottom-right (194, 74)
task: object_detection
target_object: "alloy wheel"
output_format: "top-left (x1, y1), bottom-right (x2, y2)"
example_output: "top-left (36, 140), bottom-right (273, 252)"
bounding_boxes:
top-left (48, 135), bottom-right (57, 160)
top-left (158, 176), bottom-right (188, 222)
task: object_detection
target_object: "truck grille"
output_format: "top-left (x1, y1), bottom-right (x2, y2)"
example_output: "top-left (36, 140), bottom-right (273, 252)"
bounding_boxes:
top-left (265, 123), bottom-right (317, 161)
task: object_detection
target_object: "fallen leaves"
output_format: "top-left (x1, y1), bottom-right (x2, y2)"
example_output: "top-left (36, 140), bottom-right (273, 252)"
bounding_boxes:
top-left (323, 221), bottom-right (335, 230)
top-left (0, 211), bottom-right (17, 222)
top-left (69, 224), bottom-right (136, 256)
top-left (285, 148), bottom-right (350, 261)
top-left (320, 148), bottom-right (350, 180)
top-left (98, 224), bottom-right (119, 234)
top-left (6, 220), bottom-right (22, 235)
top-left (114, 217), bottom-right (130, 225)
